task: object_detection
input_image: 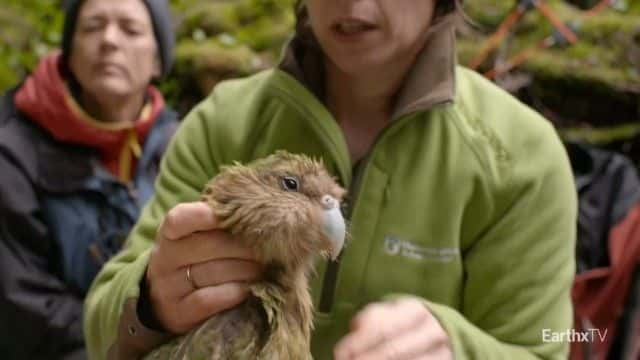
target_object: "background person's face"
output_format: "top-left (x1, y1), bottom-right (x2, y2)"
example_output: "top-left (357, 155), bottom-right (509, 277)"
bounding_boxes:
top-left (69, 0), bottom-right (159, 100)
top-left (305, 0), bottom-right (437, 76)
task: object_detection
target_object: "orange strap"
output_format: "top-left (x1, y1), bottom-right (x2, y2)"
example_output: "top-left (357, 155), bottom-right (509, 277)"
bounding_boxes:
top-left (118, 129), bottom-right (142, 182)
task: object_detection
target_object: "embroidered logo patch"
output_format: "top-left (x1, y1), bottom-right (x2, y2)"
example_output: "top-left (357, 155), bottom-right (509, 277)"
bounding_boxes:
top-left (384, 235), bottom-right (459, 262)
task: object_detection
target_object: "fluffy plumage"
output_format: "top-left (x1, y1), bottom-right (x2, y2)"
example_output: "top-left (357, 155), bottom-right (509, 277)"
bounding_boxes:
top-left (146, 151), bottom-right (346, 360)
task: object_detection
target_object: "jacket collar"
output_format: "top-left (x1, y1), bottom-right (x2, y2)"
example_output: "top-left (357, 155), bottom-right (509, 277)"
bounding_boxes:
top-left (279, 13), bottom-right (457, 120)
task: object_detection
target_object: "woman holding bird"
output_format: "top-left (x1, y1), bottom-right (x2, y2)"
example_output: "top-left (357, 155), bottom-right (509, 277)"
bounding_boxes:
top-left (85, 0), bottom-right (576, 359)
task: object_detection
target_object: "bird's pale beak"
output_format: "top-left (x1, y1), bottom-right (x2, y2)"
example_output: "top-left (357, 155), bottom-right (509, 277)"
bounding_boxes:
top-left (321, 195), bottom-right (346, 260)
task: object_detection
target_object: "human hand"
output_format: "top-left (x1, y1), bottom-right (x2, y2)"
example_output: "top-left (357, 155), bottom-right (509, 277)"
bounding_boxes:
top-left (145, 202), bottom-right (263, 333)
top-left (334, 298), bottom-right (453, 360)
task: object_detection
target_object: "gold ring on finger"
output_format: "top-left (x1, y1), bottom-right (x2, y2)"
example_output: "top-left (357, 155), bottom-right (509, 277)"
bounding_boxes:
top-left (186, 264), bottom-right (200, 290)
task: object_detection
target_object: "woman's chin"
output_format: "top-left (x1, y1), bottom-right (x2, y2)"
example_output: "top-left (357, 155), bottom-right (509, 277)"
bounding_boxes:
top-left (330, 57), bottom-right (385, 78)
top-left (324, 47), bottom-right (390, 78)
top-left (86, 79), bottom-right (135, 100)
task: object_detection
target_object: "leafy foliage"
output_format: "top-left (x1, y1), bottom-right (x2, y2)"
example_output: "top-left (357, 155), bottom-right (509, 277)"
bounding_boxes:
top-left (0, 0), bottom-right (63, 89)
top-left (0, 0), bottom-right (295, 111)
top-left (4, 0), bottom-right (638, 135)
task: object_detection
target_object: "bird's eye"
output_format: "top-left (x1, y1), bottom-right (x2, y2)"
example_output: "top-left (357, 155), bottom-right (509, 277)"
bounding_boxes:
top-left (281, 176), bottom-right (299, 192)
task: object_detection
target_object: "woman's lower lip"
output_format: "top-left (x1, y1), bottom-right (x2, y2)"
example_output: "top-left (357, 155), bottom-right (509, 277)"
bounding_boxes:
top-left (331, 27), bottom-right (379, 43)
top-left (96, 64), bottom-right (125, 74)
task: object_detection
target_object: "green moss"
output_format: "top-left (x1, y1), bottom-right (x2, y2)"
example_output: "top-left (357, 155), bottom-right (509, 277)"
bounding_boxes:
top-left (178, 2), bottom-right (241, 38)
top-left (168, 39), bottom-right (272, 111)
top-left (235, 12), bottom-right (294, 53)
top-left (462, 0), bottom-right (515, 28)
top-left (3, 0), bottom-right (638, 136)
top-left (561, 123), bottom-right (640, 144)
top-left (458, 0), bottom-right (639, 137)
top-left (176, 39), bottom-right (262, 75)
top-left (526, 50), bottom-right (630, 88)
top-left (459, 0), bottom-right (640, 87)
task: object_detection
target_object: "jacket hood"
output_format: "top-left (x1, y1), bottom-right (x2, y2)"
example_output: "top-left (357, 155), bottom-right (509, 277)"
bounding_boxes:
top-left (279, 9), bottom-right (458, 120)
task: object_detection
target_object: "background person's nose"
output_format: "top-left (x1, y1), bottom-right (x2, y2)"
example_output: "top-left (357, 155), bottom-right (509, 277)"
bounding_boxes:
top-left (100, 23), bottom-right (121, 49)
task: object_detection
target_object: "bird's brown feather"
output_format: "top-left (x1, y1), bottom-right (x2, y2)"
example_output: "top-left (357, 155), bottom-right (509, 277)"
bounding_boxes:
top-left (145, 151), bottom-right (345, 360)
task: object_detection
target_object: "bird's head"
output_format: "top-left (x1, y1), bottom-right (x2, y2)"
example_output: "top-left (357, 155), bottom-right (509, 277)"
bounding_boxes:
top-left (203, 151), bottom-right (347, 271)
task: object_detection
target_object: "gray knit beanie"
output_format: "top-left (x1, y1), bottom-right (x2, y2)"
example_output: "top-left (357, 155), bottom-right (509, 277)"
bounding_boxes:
top-left (61, 0), bottom-right (175, 77)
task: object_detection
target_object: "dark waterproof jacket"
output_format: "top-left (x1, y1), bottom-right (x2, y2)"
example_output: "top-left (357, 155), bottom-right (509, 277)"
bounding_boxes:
top-left (0, 89), bottom-right (177, 359)
top-left (568, 142), bottom-right (640, 360)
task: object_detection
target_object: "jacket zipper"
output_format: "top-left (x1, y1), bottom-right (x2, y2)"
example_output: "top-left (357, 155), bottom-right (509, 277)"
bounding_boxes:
top-left (318, 156), bottom-right (369, 312)
top-left (316, 99), bottom-right (452, 314)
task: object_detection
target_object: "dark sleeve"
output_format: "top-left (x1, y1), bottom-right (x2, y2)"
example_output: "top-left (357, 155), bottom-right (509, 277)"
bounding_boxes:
top-left (0, 154), bottom-right (86, 359)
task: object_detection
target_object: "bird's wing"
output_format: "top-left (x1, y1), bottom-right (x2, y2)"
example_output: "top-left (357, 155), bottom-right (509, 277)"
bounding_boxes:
top-left (144, 297), bottom-right (269, 360)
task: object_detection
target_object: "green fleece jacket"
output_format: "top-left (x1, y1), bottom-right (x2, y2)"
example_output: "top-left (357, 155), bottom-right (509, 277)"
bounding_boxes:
top-left (84, 16), bottom-right (576, 359)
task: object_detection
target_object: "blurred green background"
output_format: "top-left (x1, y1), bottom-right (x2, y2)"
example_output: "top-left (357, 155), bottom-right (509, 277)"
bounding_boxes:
top-left (2, 0), bottom-right (640, 156)
top-left (0, 0), bottom-right (297, 112)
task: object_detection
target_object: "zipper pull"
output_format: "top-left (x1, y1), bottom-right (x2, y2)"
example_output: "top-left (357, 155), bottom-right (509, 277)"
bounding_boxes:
top-left (127, 183), bottom-right (138, 200)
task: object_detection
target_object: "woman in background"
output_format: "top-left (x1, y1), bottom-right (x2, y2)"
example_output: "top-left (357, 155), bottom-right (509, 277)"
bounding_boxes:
top-left (0, 0), bottom-right (176, 358)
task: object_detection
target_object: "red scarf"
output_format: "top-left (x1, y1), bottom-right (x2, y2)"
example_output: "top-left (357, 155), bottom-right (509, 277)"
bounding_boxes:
top-left (14, 52), bottom-right (165, 182)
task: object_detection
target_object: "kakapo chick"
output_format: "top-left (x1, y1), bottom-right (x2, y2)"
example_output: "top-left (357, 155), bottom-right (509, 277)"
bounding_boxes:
top-left (146, 150), bottom-right (346, 360)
